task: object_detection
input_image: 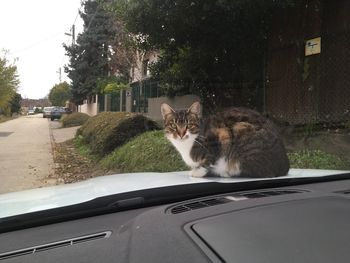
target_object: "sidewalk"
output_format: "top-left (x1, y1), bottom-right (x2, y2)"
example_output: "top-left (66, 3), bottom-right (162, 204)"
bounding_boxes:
top-left (49, 120), bottom-right (80, 143)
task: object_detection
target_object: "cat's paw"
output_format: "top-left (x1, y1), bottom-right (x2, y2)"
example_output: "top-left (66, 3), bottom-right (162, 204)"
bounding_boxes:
top-left (189, 167), bottom-right (207, 178)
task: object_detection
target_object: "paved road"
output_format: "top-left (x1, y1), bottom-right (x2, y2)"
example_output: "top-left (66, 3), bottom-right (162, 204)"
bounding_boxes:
top-left (0, 114), bottom-right (56, 194)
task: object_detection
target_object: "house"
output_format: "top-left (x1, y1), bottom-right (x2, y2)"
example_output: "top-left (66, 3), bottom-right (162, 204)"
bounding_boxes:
top-left (78, 51), bottom-right (158, 116)
top-left (78, 50), bottom-right (199, 121)
top-left (21, 98), bottom-right (51, 114)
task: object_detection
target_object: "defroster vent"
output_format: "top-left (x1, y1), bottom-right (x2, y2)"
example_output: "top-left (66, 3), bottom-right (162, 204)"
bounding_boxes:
top-left (169, 189), bottom-right (307, 214)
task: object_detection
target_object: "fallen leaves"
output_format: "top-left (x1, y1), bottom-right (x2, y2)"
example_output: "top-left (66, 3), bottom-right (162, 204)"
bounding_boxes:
top-left (47, 139), bottom-right (105, 184)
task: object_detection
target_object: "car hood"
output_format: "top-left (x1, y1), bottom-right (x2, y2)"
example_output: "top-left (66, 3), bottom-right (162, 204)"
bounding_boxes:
top-left (0, 168), bottom-right (348, 218)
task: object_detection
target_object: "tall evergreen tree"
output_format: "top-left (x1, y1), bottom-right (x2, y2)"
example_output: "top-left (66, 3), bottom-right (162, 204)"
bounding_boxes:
top-left (64, 0), bottom-right (116, 104)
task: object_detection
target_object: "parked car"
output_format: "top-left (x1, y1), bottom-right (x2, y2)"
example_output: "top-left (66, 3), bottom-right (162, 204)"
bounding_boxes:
top-left (50, 107), bottom-right (65, 121)
top-left (64, 107), bottom-right (73, 114)
top-left (27, 109), bottom-right (35, 115)
top-left (42, 107), bottom-right (53, 118)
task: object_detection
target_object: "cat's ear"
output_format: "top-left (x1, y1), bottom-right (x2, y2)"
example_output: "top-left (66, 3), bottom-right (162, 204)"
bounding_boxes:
top-left (187, 101), bottom-right (201, 116)
top-left (161, 103), bottom-right (175, 119)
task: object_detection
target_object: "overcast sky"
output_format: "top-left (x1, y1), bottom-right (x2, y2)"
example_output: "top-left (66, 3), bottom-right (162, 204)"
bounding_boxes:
top-left (0, 0), bottom-right (83, 99)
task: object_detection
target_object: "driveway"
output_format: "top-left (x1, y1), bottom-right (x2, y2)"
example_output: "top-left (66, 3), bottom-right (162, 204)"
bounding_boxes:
top-left (49, 120), bottom-right (80, 143)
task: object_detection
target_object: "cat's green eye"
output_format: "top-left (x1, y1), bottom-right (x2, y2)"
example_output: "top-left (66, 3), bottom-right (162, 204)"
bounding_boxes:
top-left (188, 123), bottom-right (196, 129)
top-left (171, 123), bottom-right (177, 129)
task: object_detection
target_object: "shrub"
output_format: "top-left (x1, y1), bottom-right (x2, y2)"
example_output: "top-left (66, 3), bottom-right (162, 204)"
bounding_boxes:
top-left (288, 149), bottom-right (347, 170)
top-left (61, 112), bottom-right (90, 127)
top-left (77, 112), bottom-right (160, 156)
top-left (100, 130), bottom-right (187, 173)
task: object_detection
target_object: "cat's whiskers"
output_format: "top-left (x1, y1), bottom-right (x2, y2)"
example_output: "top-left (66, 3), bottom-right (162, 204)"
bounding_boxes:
top-left (194, 138), bottom-right (207, 150)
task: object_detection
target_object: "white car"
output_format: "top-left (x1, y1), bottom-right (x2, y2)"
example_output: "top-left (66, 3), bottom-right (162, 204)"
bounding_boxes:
top-left (42, 107), bottom-right (54, 118)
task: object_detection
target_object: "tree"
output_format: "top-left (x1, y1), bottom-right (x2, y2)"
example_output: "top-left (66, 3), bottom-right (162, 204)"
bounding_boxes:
top-left (0, 50), bottom-right (19, 111)
top-left (48, 82), bottom-right (72, 106)
top-left (9, 92), bottom-right (22, 114)
top-left (110, 0), bottom-right (296, 110)
top-left (64, 0), bottom-right (117, 104)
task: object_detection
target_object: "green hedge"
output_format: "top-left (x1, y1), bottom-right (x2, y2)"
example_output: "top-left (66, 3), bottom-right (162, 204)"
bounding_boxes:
top-left (77, 112), bottom-right (160, 156)
top-left (61, 112), bottom-right (90, 127)
top-left (100, 130), bottom-right (187, 173)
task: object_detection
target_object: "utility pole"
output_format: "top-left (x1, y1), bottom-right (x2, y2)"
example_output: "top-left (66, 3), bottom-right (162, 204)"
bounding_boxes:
top-left (65, 24), bottom-right (76, 45)
top-left (72, 24), bottom-right (75, 45)
top-left (56, 67), bottom-right (62, 83)
top-left (61, 24), bottom-right (75, 85)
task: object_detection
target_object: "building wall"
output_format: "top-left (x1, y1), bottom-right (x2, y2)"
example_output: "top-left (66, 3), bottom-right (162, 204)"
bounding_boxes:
top-left (130, 51), bottom-right (158, 83)
top-left (147, 95), bottom-right (200, 121)
top-left (78, 95), bottom-right (99, 116)
top-left (21, 98), bottom-right (51, 108)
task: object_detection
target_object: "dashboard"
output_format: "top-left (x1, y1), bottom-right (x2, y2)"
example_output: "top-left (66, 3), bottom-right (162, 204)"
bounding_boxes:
top-left (1, 178), bottom-right (350, 263)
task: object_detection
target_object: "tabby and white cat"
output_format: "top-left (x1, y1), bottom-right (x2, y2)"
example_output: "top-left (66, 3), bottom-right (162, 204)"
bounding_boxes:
top-left (161, 102), bottom-right (290, 178)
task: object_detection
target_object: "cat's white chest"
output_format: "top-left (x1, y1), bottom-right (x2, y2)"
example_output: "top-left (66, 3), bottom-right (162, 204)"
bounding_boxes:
top-left (168, 134), bottom-right (199, 168)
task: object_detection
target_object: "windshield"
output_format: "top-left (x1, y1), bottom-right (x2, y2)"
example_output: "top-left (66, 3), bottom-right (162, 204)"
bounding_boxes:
top-left (0, 0), bottom-right (349, 218)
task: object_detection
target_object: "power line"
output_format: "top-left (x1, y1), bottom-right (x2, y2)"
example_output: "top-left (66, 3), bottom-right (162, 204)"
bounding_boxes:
top-left (73, 8), bottom-right (80, 25)
top-left (12, 31), bottom-right (64, 54)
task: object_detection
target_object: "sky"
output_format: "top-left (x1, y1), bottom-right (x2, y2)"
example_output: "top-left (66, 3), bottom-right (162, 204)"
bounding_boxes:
top-left (0, 0), bottom-right (83, 99)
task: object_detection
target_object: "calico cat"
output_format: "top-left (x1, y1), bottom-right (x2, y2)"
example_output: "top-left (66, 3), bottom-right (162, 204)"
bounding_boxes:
top-left (161, 102), bottom-right (290, 178)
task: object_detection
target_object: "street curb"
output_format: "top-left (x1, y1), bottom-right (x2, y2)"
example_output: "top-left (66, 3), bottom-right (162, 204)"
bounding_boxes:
top-left (48, 119), bottom-right (57, 173)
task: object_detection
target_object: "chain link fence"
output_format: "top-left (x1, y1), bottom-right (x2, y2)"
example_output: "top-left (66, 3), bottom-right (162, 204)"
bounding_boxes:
top-left (266, 30), bottom-right (350, 126)
top-left (318, 30), bottom-right (350, 124)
